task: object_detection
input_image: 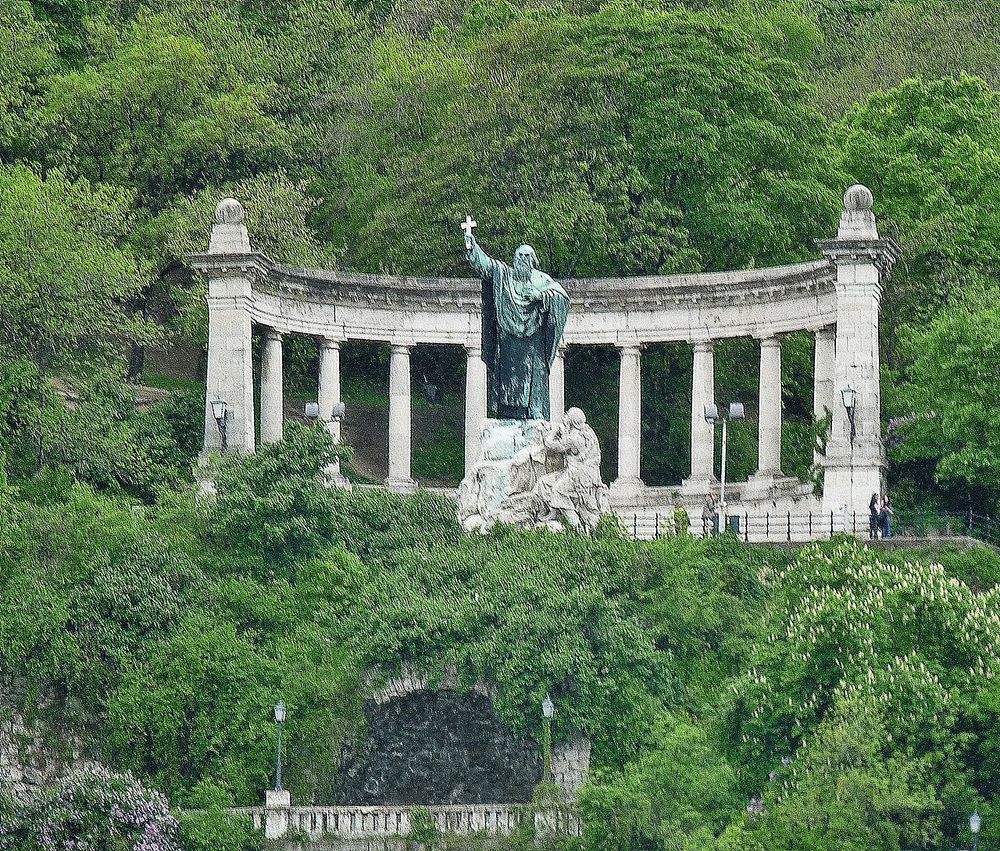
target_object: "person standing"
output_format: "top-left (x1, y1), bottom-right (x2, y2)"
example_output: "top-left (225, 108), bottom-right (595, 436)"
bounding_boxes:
top-left (881, 495), bottom-right (894, 539)
top-left (869, 493), bottom-right (880, 539)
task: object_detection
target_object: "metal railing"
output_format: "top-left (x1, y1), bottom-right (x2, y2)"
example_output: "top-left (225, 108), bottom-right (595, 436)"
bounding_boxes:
top-left (619, 509), bottom-right (998, 547)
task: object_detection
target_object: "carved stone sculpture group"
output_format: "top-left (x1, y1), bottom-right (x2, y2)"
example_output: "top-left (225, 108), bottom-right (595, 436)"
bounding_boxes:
top-left (457, 408), bottom-right (611, 534)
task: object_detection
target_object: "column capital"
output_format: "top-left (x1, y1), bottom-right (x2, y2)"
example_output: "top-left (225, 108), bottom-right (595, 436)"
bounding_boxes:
top-left (692, 339), bottom-right (714, 353)
top-left (464, 342), bottom-right (480, 357)
top-left (263, 327), bottom-right (284, 342)
top-left (617, 342), bottom-right (642, 356)
top-left (319, 336), bottom-right (343, 351)
top-left (754, 333), bottom-right (782, 347)
top-left (390, 343), bottom-right (411, 355)
top-left (815, 325), bottom-right (836, 341)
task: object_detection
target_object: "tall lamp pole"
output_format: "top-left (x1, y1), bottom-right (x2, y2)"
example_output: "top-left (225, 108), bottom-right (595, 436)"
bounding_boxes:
top-left (971, 810), bottom-right (981, 851)
top-left (704, 402), bottom-right (746, 533)
top-left (541, 695), bottom-right (554, 785)
top-left (274, 701), bottom-right (286, 792)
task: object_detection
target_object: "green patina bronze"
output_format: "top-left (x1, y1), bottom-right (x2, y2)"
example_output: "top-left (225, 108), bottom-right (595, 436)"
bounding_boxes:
top-left (464, 229), bottom-right (569, 420)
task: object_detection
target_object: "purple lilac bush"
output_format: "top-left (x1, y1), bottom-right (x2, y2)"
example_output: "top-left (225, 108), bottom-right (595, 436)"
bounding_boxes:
top-left (1, 767), bottom-right (181, 851)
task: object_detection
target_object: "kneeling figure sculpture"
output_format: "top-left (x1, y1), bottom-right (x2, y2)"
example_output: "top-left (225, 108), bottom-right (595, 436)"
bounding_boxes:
top-left (458, 408), bottom-right (611, 533)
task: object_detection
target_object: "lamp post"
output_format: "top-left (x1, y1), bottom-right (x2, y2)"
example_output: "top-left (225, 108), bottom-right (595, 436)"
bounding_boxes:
top-left (971, 810), bottom-right (981, 851)
top-left (841, 386), bottom-right (857, 444)
top-left (211, 399), bottom-right (228, 453)
top-left (304, 401), bottom-right (320, 423)
top-left (704, 401), bottom-right (746, 534)
top-left (541, 695), bottom-right (554, 785)
top-left (273, 701), bottom-right (286, 792)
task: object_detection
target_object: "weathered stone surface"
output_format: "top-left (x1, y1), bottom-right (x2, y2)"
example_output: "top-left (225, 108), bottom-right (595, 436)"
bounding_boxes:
top-left (0, 677), bottom-right (99, 805)
top-left (335, 691), bottom-right (542, 805)
top-left (457, 409), bottom-right (610, 533)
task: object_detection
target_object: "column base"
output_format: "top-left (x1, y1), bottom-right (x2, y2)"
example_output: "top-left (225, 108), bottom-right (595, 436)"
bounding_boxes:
top-left (681, 476), bottom-right (717, 498)
top-left (743, 471), bottom-right (783, 501)
top-left (324, 459), bottom-right (352, 491)
top-left (821, 439), bottom-right (885, 517)
top-left (609, 476), bottom-right (645, 506)
top-left (386, 477), bottom-right (418, 495)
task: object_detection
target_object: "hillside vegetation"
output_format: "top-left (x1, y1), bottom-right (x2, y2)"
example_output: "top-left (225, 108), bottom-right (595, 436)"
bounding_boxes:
top-left (2, 0), bottom-right (1000, 848)
top-left (1, 0), bottom-right (998, 510)
top-left (3, 426), bottom-right (1000, 850)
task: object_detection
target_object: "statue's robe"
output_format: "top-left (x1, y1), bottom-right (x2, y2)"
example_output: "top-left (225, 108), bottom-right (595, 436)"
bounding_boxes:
top-left (469, 242), bottom-right (569, 420)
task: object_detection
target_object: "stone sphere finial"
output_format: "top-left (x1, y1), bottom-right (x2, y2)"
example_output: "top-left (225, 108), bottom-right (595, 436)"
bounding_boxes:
top-left (844, 184), bottom-right (874, 212)
top-left (215, 198), bottom-right (245, 225)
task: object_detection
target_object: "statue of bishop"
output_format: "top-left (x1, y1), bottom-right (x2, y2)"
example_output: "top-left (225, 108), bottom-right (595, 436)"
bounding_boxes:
top-left (463, 221), bottom-right (569, 420)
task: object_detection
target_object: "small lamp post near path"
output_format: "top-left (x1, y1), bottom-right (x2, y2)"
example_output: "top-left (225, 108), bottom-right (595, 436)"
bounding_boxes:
top-left (541, 695), bottom-right (554, 785)
top-left (705, 401), bottom-right (745, 534)
top-left (841, 386), bottom-right (857, 445)
top-left (274, 701), bottom-right (286, 792)
top-left (211, 399), bottom-right (228, 453)
top-left (971, 810), bottom-right (982, 851)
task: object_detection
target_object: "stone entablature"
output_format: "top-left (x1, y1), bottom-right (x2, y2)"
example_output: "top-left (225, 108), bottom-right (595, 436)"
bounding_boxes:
top-left (190, 185), bottom-right (899, 525)
top-left (187, 252), bottom-right (839, 347)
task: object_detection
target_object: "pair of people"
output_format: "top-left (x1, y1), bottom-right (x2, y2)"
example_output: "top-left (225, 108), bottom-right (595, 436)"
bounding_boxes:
top-left (868, 493), bottom-right (894, 539)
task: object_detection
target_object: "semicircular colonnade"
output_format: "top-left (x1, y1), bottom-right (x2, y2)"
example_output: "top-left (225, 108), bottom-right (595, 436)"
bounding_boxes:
top-left (188, 185), bottom-right (900, 528)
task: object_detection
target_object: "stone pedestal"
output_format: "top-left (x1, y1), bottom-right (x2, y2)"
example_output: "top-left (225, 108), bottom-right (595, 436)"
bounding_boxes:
top-left (265, 789), bottom-right (290, 840)
top-left (457, 410), bottom-right (609, 534)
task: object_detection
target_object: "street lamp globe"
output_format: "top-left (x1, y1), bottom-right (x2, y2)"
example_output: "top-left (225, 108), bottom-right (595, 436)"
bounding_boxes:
top-left (971, 811), bottom-right (981, 835)
top-left (542, 694), bottom-right (554, 719)
top-left (841, 386), bottom-right (857, 411)
top-left (704, 403), bottom-right (719, 424)
top-left (304, 401), bottom-right (320, 422)
top-left (211, 399), bottom-right (227, 423)
top-left (274, 701), bottom-right (286, 724)
top-left (729, 402), bottom-right (746, 421)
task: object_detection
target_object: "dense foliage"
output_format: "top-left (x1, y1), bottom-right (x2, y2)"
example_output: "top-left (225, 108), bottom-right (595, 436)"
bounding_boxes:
top-left (1, 0), bottom-right (997, 510)
top-left (1, 0), bottom-right (999, 849)
top-left (3, 430), bottom-right (1000, 851)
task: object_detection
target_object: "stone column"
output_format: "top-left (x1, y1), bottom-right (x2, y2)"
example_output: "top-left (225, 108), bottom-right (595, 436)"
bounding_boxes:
top-left (682, 340), bottom-right (715, 494)
top-left (387, 343), bottom-right (416, 493)
top-left (818, 185), bottom-right (898, 515)
top-left (754, 336), bottom-right (783, 478)
top-left (813, 326), bottom-right (836, 465)
top-left (318, 337), bottom-right (351, 488)
top-left (549, 346), bottom-right (566, 422)
top-left (464, 345), bottom-right (488, 475)
top-left (318, 338), bottom-right (342, 443)
top-left (610, 344), bottom-right (643, 503)
top-left (259, 329), bottom-right (284, 445)
top-left (200, 199), bottom-right (255, 459)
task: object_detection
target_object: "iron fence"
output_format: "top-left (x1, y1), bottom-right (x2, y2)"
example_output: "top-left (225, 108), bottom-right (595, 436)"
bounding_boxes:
top-left (620, 508), bottom-right (998, 547)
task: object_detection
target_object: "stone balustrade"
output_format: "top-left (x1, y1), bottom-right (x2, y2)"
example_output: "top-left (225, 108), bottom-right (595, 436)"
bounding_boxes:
top-left (228, 801), bottom-right (581, 842)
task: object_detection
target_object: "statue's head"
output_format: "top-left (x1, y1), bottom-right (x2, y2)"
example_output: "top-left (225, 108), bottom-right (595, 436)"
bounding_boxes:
top-left (512, 244), bottom-right (539, 279)
top-left (564, 407), bottom-right (586, 428)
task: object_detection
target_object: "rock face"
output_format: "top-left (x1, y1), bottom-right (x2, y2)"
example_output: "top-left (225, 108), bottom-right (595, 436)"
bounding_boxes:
top-left (0, 678), bottom-right (98, 805)
top-left (336, 691), bottom-right (542, 805)
top-left (457, 408), bottom-right (610, 534)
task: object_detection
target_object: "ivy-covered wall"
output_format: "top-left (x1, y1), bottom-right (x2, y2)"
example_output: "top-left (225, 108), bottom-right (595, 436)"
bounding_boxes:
top-left (335, 691), bottom-right (542, 805)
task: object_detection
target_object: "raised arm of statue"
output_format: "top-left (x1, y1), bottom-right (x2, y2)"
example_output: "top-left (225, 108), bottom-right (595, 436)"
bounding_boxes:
top-left (466, 233), bottom-right (497, 280)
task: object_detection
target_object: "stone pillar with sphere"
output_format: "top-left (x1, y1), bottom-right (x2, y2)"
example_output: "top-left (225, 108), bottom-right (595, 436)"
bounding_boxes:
top-left (200, 199), bottom-right (257, 459)
top-left (818, 185), bottom-right (900, 516)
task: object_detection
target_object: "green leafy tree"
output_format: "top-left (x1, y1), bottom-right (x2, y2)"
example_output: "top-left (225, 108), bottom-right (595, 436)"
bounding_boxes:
top-left (209, 422), bottom-right (345, 579)
top-left (0, 163), bottom-right (152, 473)
top-left (580, 715), bottom-right (741, 851)
top-left (890, 284), bottom-right (1000, 511)
top-left (316, 2), bottom-right (838, 277)
top-left (0, 1), bottom-right (55, 156)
